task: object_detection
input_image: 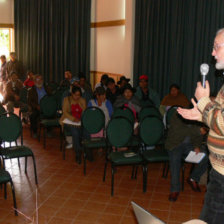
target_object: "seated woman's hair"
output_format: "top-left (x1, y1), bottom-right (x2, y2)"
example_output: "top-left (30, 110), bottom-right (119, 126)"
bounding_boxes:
top-left (94, 86), bottom-right (106, 97)
top-left (169, 83), bottom-right (180, 92)
top-left (71, 86), bottom-right (82, 95)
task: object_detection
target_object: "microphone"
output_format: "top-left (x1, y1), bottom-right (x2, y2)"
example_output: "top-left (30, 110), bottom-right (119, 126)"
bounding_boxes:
top-left (200, 63), bottom-right (209, 88)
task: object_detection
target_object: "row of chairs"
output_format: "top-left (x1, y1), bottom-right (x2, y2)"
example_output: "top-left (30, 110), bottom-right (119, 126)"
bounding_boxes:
top-left (78, 106), bottom-right (170, 196)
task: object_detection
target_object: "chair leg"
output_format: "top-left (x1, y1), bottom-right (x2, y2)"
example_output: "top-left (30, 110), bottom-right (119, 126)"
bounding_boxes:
top-left (143, 165), bottom-right (148, 193)
top-left (103, 160), bottom-right (108, 182)
top-left (131, 166), bottom-right (135, 179)
top-left (4, 183), bottom-right (7, 199)
top-left (38, 125), bottom-right (41, 142)
top-left (162, 162), bottom-right (169, 178)
top-left (17, 158), bottom-right (21, 169)
top-left (43, 127), bottom-right (46, 149)
top-left (10, 180), bottom-right (18, 216)
top-left (182, 164), bottom-right (185, 191)
top-left (60, 127), bottom-right (63, 152)
top-left (32, 156), bottom-right (38, 185)
top-left (25, 156), bottom-right (27, 174)
top-left (83, 148), bottom-right (86, 175)
top-left (63, 137), bottom-right (66, 160)
top-left (135, 166), bottom-right (138, 179)
top-left (111, 164), bottom-right (115, 196)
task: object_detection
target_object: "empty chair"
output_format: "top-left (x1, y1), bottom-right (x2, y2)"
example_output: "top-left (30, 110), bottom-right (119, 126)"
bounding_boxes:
top-left (0, 113), bottom-right (38, 184)
top-left (0, 168), bottom-right (18, 215)
top-left (103, 116), bottom-right (142, 196)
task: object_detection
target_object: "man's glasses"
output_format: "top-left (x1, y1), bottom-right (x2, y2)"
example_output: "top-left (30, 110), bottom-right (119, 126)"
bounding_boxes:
top-left (213, 43), bottom-right (224, 51)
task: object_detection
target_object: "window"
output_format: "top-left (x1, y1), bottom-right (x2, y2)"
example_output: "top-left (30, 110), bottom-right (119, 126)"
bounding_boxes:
top-left (0, 28), bottom-right (14, 60)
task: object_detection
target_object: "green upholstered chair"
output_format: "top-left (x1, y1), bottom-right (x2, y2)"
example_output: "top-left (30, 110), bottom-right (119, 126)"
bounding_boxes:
top-left (0, 113), bottom-right (38, 185)
top-left (39, 95), bottom-right (61, 149)
top-left (139, 106), bottom-right (162, 122)
top-left (0, 168), bottom-right (18, 215)
top-left (140, 115), bottom-right (169, 192)
top-left (103, 116), bottom-right (142, 196)
top-left (112, 107), bottom-right (135, 125)
top-left (81, 106), bottom-right (107, 175)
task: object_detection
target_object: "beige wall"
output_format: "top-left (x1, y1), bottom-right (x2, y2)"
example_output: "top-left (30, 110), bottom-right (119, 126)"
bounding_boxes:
top-left (91, 0), bottom-right (135, 83)
top-left (0, 0), bottom-right (14, 24)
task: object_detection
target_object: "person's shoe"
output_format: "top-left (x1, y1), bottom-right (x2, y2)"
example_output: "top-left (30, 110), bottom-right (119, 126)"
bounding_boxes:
top-left (168, 192), bottom-right (179, 202)
top-left (187, 178), bottom-right (201, 192)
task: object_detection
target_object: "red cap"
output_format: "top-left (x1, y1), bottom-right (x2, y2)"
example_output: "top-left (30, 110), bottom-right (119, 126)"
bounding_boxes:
top-left (139, 75), bottom-right (148, 81)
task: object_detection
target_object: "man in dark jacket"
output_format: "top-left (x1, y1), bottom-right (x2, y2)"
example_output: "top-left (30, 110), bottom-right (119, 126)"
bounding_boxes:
top-left (28, 74), bottom-right (51, 137)
top-left (165, 112), bottom-right (208, 202)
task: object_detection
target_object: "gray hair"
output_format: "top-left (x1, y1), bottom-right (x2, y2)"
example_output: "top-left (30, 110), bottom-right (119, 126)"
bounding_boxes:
top-left (216, 28), bottom-right (224, 36)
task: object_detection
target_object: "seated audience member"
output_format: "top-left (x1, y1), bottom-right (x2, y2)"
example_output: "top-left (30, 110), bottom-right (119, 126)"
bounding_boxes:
top-left (60, 86), bottom-right (87, 164)
top-left (106, 77), bottom-right (121, 105)
top-left (60, 71), bottom-right (73, 88)
top-left (62, 77), bottom-right (92, 106)
top-left (88, 87), bottom-right (113, 128)
top-left (24, 71), bottom-right (35, 88)
top-left (3, 72), bottom-right (27, 114)
top-left (28, 75), bottom-right (51, 138)
top-left (135, 75), bottom-right (160, 108)
top-left (0, 55), bottom-right (7, 93)
top-left (117, 76), bottom-right (130, 91)
top-left (79, 73), bottom-right (93, 103)
top-left (114, 84), bottom-right (141, 119)
top-left (165, 111), bottom-right (208, 202)
top-left (94, 74), bottom-right (109, 90)
top-left (161, 83), bottom-right (190, 107)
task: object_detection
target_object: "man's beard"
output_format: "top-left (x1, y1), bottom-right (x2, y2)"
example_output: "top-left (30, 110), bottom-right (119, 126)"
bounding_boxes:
top-left (215, 61), bottom-right (224, 70)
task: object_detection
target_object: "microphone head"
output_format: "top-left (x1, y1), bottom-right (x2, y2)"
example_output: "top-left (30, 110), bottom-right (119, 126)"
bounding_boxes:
top-left (200, 63), bottom-right (209, 76)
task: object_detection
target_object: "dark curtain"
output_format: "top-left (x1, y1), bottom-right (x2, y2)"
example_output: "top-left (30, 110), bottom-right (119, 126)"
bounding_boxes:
top-left (14, 0), bottom-right (91, 83)
top-left (134, 0), bottom-right (224, 99)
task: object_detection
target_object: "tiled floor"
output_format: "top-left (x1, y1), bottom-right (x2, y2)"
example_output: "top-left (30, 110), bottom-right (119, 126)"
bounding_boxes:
top-left (0, 120), bottom-right (206, 224)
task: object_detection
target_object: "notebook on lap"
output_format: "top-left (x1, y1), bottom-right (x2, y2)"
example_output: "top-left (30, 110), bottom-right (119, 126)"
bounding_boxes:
top-left (131, 201), bottom-right (166, 224)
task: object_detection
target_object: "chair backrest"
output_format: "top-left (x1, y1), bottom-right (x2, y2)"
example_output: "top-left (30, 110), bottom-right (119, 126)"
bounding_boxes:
top-left (140, 115), bottom-right (164, 146)
top-left (53, 89), bottom-right (65, 110)
top-left (81, 107), bottom-right (105, 134)
top-left (139, 106), bottom-right (162, 122)
top-left (165, 106), bottom-right (178, 128)
top-left (112, 107), bottom-right (135, 125)
top-left (106, 116), bottom-right (133, 147)
top-left (0, 104), bottom-right (6, 115)
top-left (0, 113), bottom-right (22, 142)
top-left (40, 95), bottom-right (58, 118)
top-left (46, 81), bottom-right (59, 94)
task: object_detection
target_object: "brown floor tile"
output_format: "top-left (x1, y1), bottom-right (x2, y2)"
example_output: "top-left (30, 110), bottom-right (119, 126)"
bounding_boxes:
top-left (0, 126), bottom-right (208, 223)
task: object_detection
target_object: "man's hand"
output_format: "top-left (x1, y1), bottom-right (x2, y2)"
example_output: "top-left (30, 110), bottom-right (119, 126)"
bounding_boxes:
top-left (195, 81), bottom-right (210, 101)
top-left (177, 99), bottom-right (202, 121)
top-left (194, 147), bottom-right (201, 155)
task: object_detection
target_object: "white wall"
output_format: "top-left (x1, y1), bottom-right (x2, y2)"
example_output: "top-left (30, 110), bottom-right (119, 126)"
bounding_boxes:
top-left (91, 0), bottom-right (135, 81)
top-left (0, 0), bottom-right (14, 24)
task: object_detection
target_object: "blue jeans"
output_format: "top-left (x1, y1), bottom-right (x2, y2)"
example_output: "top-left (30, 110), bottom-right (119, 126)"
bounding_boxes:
top-left (168, 141), bottom-right (208, 192)
top-left (200, 168), bottom-right (224, 224)
top-left (65, 125), bottom-right (89, 157)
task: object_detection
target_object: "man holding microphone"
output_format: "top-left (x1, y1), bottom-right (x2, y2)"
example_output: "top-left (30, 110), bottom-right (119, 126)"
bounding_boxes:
top-left (178, 28), bottom-right (224, 224)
